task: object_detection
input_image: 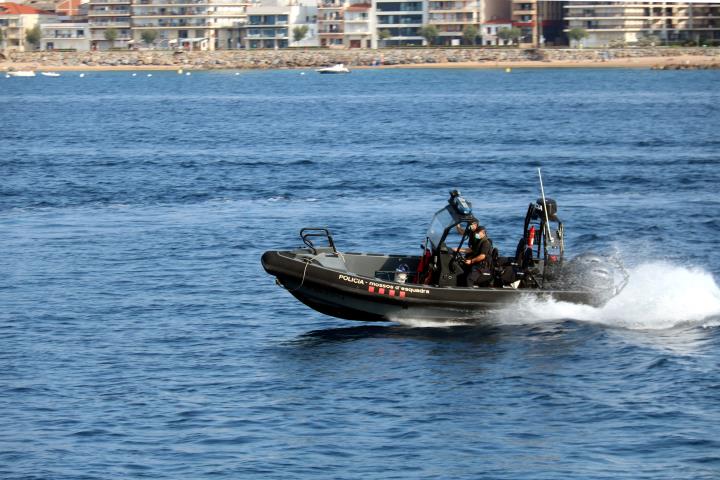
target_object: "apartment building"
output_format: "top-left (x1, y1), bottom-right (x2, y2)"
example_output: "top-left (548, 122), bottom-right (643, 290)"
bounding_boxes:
top-left (317, 0), bottom-right (343, 46)
top-left (428, 0), bottom-right (479, 45)
top-left (511, 0), bottom-right (563, 45)
top-left (565, 2), bottom-right (720, 47)
top-left (41, 22), bottom-right (90, 49)
top-left (343, 2), bottom-right (372, 47)
top-left (240, 1), bottom-right (317, 48)
top-left (87, 0), bottom-right (131, 49)
top-left (317, 0), bottom-right (372, 47)
top-left (132, 0), bottom-right (251, 50)
top-left (375, 0), bottom-right (424, 46)
top-left (0, 2), bottom-right (55, 51)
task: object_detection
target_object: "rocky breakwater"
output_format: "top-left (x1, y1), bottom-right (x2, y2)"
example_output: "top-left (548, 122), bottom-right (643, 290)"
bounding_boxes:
top-left (651, 61), bottom-right (720, 70)
top-left (3, 47), bottom-right (720, 70)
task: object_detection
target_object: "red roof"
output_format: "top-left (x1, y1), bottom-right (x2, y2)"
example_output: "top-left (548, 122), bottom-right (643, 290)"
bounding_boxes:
top-left (346, 3), bottom-right (370, 11)
top-left (0, 2), bottom-right (51, 14)
top-left (55, 0), bottom-right (81, 15)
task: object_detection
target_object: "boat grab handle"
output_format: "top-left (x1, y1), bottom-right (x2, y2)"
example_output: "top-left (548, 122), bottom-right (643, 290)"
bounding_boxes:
top-left (300, 227), bottom-right (337, 255)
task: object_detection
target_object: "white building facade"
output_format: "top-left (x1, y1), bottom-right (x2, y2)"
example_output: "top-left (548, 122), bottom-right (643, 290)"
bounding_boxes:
top-left (565, 2), bottom-right (720, 47)
top-left (240, 2), bottom-right (318, 48)
top-left (132, 0), bottom-right (251, 51)
top-left (41, 22), bottom-right (90, 50)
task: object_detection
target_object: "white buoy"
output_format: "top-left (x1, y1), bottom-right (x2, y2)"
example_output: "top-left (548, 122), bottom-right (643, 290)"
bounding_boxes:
top-left (235, 72), bottom-right (240, 76)
top-left (185, 72), bottom-right (191, 76)
top-left (300, 72), bottom-right (305, 75)
top-left (147, 73), bottom-right (152, 77)
top-left (177, 68), bottom-right (183, 74)
top-left (79, 73), bottom-right (85, 77)
top-left (132, 73), bottom-right (137, 77)
top-left (505, 67), bottom-right (512, 73)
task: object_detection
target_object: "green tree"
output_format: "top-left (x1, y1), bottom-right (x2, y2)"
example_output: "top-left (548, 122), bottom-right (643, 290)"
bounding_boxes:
top-left (141, 29), bottom-right (158, 46)
top-left (635, 33), bottom-right (660, 47)
top-left (419, 24), bottom-right (439, 46)
top-left (104, 27), bottom-right (118, 48)
top-left (567, 27), bottom-right (588, 47)
top-left (25, 25), bottom-right (41, 49)
top-left (377, 28), bottom-right (391, 48)
top-left (462, 25), bottom-right (478, 46)
top-left (497, 27), bottom-right (512, 46)
top-left (292, 25), bottom-right (309, 43)
top-left (498, 26), bottom-right (522, 45)
top-left (509, 27), bottom-right (522, 45)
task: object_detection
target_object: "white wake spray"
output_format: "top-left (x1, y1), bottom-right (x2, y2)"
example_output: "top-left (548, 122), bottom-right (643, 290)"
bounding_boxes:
top-left (497, 262), bottom-right (720, 330)
top-left (393, 263), bottom-right (720, 331)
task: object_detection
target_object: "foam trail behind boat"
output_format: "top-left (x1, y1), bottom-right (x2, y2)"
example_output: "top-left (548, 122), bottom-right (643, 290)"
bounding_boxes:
top-left (497, 262), bottom-right (720, 330)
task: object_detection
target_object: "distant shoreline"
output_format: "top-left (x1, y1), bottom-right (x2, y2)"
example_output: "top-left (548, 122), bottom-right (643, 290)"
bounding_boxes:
top-left (3, 49), bottom-right (719, 72)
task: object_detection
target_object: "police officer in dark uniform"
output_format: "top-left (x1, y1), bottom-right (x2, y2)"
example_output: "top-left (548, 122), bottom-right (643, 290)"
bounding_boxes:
top-left (464, 225), bottom-right (493, 287)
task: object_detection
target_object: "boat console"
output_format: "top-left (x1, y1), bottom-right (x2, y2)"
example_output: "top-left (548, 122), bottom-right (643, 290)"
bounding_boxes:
top-left (418, 191), bottom-right (573, 290)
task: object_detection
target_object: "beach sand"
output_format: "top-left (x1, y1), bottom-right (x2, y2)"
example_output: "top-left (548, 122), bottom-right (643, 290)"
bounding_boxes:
top-left (2, 54), bottom-right (718, 72)
top-left (359, 55), bottom-right (720, 70)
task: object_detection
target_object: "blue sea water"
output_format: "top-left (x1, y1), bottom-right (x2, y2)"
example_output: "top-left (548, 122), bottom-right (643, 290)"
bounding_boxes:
top-left (2, 67), bottom-right (720, 479)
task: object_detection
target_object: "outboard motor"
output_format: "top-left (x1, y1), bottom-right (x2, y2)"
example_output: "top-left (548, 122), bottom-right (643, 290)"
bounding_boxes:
top-left (556, 253), bottom-right (614, 291)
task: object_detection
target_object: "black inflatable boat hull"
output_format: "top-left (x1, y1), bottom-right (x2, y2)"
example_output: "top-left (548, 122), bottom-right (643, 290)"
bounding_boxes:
top-left (261, 250), bottom-right (608, 323)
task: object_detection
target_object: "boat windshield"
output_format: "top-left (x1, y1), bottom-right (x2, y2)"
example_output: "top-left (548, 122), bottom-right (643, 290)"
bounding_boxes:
top-left (427, 206), bottom-right (455, 248)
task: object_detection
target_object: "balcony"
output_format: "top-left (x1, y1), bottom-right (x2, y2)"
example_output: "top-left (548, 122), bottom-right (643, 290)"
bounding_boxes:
top-left (429, 8), bottom-right (475, 14)
top-left (133, 9), bottom-right (209, 16)
top-left (429, 19), bottom-right (473, 25)
top-left (245, 33), bottom-right (287, 38)
top-left (89, 21), bottom-right (132, 27)
top-left (135, 0), bottom-right (209, 5)
top-left (429, 2), bottom-right (475, 10)
top-left (512, 8), bottom-right (535, 16)
top-left (91, 33), bottom-right (131, 40)
top-left (90, 0), bottom-right (131, 3)
top-left (41, 33), bottom-right (87, 39)
top-left (134, 20), bottom-right (208, 27)
top-left (88, 9), bottom-right (131, 15)
top-left (565, 12), bottom-right (626, 17)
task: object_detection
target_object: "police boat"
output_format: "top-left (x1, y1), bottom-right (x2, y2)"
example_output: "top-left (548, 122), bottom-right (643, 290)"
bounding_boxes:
top-left (261, 190), bottom-right (628, 323)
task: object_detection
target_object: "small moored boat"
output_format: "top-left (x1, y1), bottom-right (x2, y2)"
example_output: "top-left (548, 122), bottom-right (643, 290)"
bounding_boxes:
top-left (7, 70), bottom-right (36, 77)
top-left (40, 72), bottom-right (61, 77)
top-left (262, 186), bottom-right (628, 323)
top-left (316, 64), bottom-right (350, 74)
